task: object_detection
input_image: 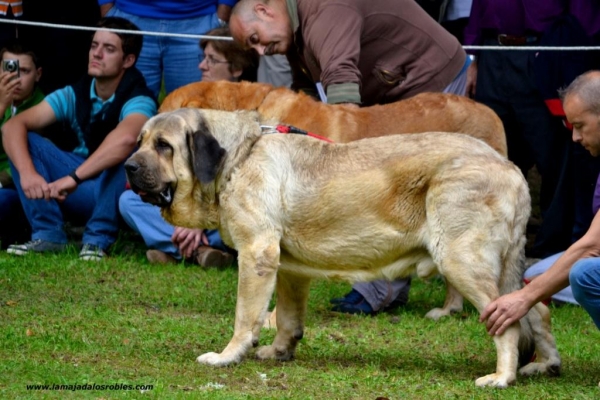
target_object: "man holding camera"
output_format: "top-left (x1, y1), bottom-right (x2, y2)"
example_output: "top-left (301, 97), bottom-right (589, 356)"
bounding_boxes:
top-left (0, 42), bottom-right (44, 248)
top-left (1, 17), bottom-right (156, 261)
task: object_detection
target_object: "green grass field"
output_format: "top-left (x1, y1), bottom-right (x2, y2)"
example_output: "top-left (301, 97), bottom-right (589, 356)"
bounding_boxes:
top-left (1, 238), bottom-right (599, 399)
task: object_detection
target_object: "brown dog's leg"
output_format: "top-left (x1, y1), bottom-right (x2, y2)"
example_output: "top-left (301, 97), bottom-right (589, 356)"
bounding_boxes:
top-left (256, 271), bottom-right (311, 361)
top-left (425, 280), bottom-right (464, 320)
top-left (197, 240), bottom-right (279, 366)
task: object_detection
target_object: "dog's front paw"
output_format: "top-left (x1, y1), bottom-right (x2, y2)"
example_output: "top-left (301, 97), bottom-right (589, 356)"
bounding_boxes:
top-left (196, 352), bottom-right (240, 366)
top-left (475, 372), bottom-right (515, 388)
top-left (256, 345), bottom-right (294, 361)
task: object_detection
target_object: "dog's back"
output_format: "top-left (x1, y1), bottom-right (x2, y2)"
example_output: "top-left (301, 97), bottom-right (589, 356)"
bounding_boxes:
top-left (226, 131), bottom-right (526, 287)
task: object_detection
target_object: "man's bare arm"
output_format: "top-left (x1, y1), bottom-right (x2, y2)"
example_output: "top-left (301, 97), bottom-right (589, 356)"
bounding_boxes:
top-left (2, 100), bottom-right (57, 175)
top-left (480, 210), bottom-right (600, 335)
top-left (75, 113), bottom-right (148, 180)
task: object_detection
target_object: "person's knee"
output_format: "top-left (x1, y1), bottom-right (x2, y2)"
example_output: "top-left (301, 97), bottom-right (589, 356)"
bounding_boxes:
top-left (118, 190), bottom-right (138, 217)
top-left (569, 259), bottom-right (595, 300)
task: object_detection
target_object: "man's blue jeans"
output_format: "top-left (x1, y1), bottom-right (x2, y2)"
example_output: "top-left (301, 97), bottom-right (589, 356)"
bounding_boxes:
top-left (570, 257), bottom-right (600, 329)
top-left (10, 133), bottom-right (127, 250)
top-left (106, 7), bottom-right (220, 98)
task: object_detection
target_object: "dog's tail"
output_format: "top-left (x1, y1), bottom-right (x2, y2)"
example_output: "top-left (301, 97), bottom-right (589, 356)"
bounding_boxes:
top-left (496, 169), bottom-right (536, 366)
top-left (499, 232), bottom-right (537, 366)
top-left (497, 169), bottom-right (561, 373)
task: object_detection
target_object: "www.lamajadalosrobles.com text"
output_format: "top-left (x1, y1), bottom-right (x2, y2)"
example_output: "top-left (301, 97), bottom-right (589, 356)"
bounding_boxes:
top-left (26, 383), bottom-right (154, 391)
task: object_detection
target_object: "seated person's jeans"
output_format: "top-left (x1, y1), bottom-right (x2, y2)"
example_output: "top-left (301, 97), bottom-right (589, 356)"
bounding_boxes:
top-left (10, 133), bottom-right (126, 250)
top-left (569, 257), bottom-right (600, 329)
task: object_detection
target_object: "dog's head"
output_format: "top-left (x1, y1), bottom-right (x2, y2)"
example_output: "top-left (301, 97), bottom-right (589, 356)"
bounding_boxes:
top-left (125, 108), bottom-right (261, 228)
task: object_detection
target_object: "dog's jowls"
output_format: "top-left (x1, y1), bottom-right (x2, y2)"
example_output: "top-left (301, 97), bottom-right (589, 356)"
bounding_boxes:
top-left (125, 108), bottom-right (560, 388)
top-left (159, 80), bottom-right (509, 320)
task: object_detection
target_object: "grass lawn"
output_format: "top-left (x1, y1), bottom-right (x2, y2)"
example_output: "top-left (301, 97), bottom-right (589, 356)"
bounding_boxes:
top-left (1, 237), bottom-right (599, 399)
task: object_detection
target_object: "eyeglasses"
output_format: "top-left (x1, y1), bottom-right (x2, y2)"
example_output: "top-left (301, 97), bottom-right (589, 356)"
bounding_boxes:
top-left (198, 54), bottom-right (230, 67)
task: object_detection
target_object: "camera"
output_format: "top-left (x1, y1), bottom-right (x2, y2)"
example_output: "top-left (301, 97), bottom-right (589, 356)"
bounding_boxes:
top-left (2, 59), bottom-right (20, 77)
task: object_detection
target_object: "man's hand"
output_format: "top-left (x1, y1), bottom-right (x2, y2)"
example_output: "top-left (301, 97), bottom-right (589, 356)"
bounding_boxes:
top-left (217, 4), bottom-right (232, 23)
top-left (172, 227), bottom-right (208, 258)
top-left (0, 71), bottom-right (20, 110)
top-left (466, 60), bottom-right (478, 98)
top-left (20, 171), bottom-right (50, 200)
top-left (479, 290), bottom-right (532, 336)
top-left (48, 175), bottom-right (78, 202)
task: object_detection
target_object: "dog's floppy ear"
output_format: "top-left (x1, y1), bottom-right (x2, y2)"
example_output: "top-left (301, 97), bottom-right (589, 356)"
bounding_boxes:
top-left (187, 118), bottom-right (226, 184)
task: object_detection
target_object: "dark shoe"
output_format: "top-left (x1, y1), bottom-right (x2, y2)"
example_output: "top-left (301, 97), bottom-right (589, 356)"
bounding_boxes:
top-left (194, 246), bottom-right (235, 268)
top-left (331, 293), bottom-right (375, 315)
top-left (329, 289), bottom-right (364, 305)
top-left (79, 244), bottom-right (107, 261)
top-left (7, 239), bottom-right (66, 255)
top-left (146, 249), bottom-right (178, 265)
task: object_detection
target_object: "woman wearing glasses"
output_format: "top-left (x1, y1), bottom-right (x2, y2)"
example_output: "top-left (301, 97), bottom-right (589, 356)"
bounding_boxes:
top-left (199, 27), bottom-right (258, 82)
top-left (119, 27), bottom-right (257, 267)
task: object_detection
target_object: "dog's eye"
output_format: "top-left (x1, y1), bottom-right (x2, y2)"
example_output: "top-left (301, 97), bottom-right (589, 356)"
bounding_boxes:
top-left (156, 139), bottom-right (172, 151)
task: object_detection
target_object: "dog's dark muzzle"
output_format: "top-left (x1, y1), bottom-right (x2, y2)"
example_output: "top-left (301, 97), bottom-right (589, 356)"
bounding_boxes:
top-left (124, 158), bottom-right (174, 207)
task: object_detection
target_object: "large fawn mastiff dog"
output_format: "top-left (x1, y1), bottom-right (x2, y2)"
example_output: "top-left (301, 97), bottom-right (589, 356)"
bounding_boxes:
top-left (125, 108), bottom-right (560, 388)
top-left (160, 80), bottom-right (509, 320)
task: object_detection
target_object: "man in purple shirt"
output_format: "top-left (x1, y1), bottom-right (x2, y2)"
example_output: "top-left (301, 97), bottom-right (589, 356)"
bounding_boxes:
top-left (465, 0), bottom-right (600, 259)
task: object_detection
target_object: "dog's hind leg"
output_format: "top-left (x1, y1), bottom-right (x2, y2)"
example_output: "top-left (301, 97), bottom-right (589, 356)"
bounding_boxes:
top-left (256, 271), bottom-right (311, 361)
top-left (518, 302), bottom-right (561, 377)
top-left (197, 239), bottom-right (280, 367)
top-left (425, 280), bottom-right (464, 320)
top-left (439, 252), bottom-right (520, 388)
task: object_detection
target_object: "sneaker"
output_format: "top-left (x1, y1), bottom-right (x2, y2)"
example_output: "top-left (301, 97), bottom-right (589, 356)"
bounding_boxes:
top-left (329, 289), bottom-right (364, 305)
top-left (194, 246), bottom-right (235, 268)
top-left (146, 249), bottom-right (178, 265)
top-left (79, 244), bottom-right (107, 261)
top-left (331, 295), bottom-right (376, 315)
top-left (7, 239), bottom-right (66, 255)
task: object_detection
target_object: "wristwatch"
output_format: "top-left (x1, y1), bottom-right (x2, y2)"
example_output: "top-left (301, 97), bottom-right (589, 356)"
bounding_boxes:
top-left (68, 170), bottom-right (84, 186)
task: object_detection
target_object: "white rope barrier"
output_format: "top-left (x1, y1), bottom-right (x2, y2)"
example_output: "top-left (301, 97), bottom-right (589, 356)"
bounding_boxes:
top-left (463, 45), bottom-right (600, 51)
top-left (1, 19), bottom-right (600, 49)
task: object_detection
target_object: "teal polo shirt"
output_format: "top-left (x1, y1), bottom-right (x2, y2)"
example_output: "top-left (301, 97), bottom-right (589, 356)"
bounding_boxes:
top-left (45, 78), bottom-right (156, 157)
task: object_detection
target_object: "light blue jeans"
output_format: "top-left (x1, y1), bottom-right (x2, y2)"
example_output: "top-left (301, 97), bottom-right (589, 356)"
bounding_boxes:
top-left (10, 133), bottom-right (127, 250)
top-left (570, 257), bottom-right (600, 329)
top-left (118, 189), bottom-right (229, 259)
top-left (524, 252), bottom-right (578, 305)
top-left (106, 7), bottom-right (220, 98)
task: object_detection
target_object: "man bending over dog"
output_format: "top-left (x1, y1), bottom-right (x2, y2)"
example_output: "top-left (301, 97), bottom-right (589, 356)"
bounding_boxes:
top-left (229, 0), bottom-right (470, 315)
top-left (1, 17), bottom-right (156, 261)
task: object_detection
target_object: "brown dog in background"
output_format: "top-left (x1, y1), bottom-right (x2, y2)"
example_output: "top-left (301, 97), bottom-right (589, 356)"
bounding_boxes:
top-left (160, 81), bottom-right (507, 155)
top-left (159, 80), bottom-right (508, 321)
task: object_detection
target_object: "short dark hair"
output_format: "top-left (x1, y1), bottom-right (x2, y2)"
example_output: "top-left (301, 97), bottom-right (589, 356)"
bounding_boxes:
top-left (96, 17), bottom-right (143, 62)
top-left (200, 27), bottom-right (258, 79)
top-left (0, 41), bottom-right (40, 68)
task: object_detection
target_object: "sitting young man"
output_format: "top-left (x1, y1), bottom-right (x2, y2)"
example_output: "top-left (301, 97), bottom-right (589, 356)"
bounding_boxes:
top-left (1, 17), bottom-right (157, 261)
top-left (0, 42), bottom-right (45, 248)
top-left (119, 27), bottom-right (257, 266)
